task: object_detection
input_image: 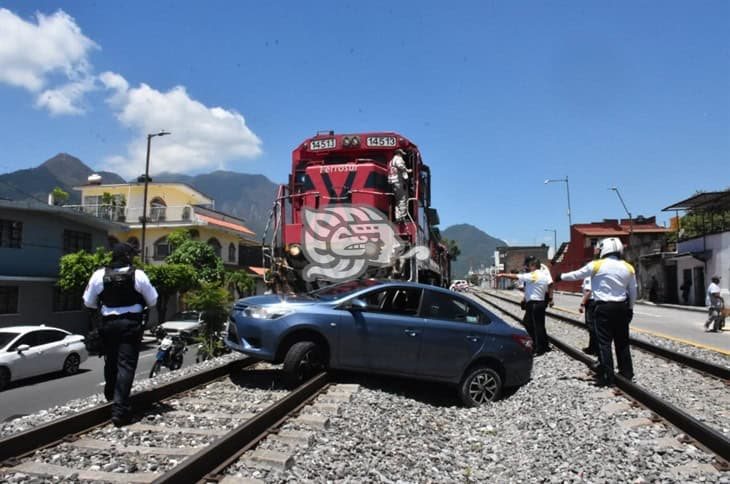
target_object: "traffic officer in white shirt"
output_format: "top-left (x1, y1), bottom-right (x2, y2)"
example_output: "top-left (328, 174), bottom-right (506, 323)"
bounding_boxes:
top-left (83, 243), bottom-right (158, 426)
top-left (579, 246), bottom-right (601, 355)
top-left (556, 237), bottom-right (637, 386)
top-left (498, 256), bottom-right (554, 355)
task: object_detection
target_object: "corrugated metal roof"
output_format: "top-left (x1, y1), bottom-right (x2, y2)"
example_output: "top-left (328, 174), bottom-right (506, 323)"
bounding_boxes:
top-left (663, 191), bottom-right (730, 212)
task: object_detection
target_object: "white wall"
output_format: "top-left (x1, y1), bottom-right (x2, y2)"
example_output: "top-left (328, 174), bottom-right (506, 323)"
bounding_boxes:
top-left (676, 232), bottom-right (730, 304)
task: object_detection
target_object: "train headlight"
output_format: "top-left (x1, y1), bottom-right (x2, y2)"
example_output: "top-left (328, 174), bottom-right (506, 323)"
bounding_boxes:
top-left (343, 137), bottom-right (351, 147)
top-left (352, 136), bottom-right (360, 145)
top-left (288, 244), bottom-right (302, 257)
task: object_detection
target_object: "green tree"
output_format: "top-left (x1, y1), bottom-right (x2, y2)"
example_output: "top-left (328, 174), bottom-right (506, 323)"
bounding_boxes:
top-left (51, 187), bottom-right (69, 206)
top-left (58, 248), bottom-right (112, 292)
top-left (184, 283), bottom-right (230, 359)
top-left (443, 238), bottom-right (461, 261)
top-left (167, 228), bottom-right (192, 249)
top-left (226, 270), bottom-right (255, 298)
top-left (145, 263), bottom-right (199, 323)
top-left (166, 238), bottom-right (224, 284)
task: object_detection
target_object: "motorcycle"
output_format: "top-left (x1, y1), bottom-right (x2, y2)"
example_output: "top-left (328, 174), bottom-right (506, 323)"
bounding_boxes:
top-left (195, 331), bottom-right (231, 363)
top-left (149, 334), bottom-right (187, 378)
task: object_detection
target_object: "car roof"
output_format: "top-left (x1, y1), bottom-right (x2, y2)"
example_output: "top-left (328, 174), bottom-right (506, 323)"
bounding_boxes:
top-left (0, 325), bottom-right (69, 333)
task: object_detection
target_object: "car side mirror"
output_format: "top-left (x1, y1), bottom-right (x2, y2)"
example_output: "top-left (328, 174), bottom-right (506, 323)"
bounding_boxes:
top-left (346, 298), bottom-right (368, 311)
top-left (16, 344), bottom-right (30, 353)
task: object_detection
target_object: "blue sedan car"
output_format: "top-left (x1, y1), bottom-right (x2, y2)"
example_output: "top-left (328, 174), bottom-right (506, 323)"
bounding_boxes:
top-left (226, 280), bottom-right (533, 406)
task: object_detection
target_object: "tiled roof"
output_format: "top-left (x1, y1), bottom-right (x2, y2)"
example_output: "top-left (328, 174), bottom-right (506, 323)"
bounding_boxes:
top-left (197, 213), bottom-right (255, 236)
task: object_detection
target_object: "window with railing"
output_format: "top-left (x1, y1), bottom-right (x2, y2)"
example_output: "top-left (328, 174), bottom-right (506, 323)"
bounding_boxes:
top-left (63, 230), bottom-right (92, 254)
top-left (0, 219), bottom-right (22, 248)
top-left (0, 286), bottom-right (19, 314)
top-left (208, 237), bottom-right (222, 257)
top-left (154, 236), bottom-right (170, 260)
top-left (150, 197), bottom-right (167, 222)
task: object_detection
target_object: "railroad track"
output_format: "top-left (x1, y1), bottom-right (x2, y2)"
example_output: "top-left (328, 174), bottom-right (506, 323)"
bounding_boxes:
top-left (478, 289), bottom-right (730, 381)
top-left (470, 291), bottom-right (730, 469)
top-left (0, 358), bottom-right (346, 483)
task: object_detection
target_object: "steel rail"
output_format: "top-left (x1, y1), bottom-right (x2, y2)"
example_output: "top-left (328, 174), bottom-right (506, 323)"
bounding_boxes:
top-left (477, 289), bottom-right (730, 381)
top-left (0, 357), bottom-right (257, 464)
top-left (473, 293), bottom-right (730, 464)
top-left (153, 372), bottom-right (329, 484)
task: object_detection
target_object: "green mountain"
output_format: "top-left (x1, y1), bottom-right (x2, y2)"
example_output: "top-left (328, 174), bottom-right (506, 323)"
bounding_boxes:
top-left (0, 153), bottom-right (124, 203)
top-left (442, 223), bottom-right (507, 278)
top-left (0, 155), bottom-right (279, 238)
top-left (153, 171), bottom-right (278, 238)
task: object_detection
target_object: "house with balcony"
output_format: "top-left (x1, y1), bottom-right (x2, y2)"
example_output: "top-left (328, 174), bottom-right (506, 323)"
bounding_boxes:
top-left (69, 177), bottom-right (259, 267)
top-left (0, 199), bottom-right (124, 333)
top-left (661, 190), bottom-right (730, 306)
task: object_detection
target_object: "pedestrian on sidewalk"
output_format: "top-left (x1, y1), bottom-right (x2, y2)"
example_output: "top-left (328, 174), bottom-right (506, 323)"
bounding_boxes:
top-left (83, 243), bottom-right (158, 426)
top-left (556, 237), bottom-right (636, 386)
top-left (497, 256), bottom-right (554, 355)
top-left (705, 276), bottom-right (725, 333)
top-left (680, 279), bottom-right (691, 305)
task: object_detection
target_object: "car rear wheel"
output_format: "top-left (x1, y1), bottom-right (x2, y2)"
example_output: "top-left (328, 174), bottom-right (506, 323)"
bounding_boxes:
top-left (0, 367), bottom-right (10, 391)
top-left (459, 366), bottom-right (503, 407)
top-left (282, 341), bottom-right (324, 388)
top-left (63, 354), bottom-right (81, 375)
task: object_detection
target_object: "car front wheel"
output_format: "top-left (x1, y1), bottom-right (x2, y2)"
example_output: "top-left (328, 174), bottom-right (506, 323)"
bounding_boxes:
top-left (282, 341), bottom-right (324, 388)
top-left (459, 366), bottom-right (503, 407)
top-left (63, 354), bottom-right (81, 375)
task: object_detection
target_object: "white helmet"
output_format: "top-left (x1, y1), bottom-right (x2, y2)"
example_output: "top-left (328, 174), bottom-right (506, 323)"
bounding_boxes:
top-left (598, 237), bottom-right (624, 258)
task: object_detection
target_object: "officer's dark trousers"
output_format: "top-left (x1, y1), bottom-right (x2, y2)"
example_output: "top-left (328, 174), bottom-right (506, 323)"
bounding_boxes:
top-left (100, 318), bottom-right (143, 418)
top-left (593, 302), bottom-right (633, 384)
top-left (585, 300), bottom-right (598, 353)
top-left (523, 301), bottom-right (549, 354)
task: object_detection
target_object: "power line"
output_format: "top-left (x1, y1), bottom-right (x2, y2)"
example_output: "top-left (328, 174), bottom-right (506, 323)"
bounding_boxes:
top-left (0, 179), bottom-right (48, 205)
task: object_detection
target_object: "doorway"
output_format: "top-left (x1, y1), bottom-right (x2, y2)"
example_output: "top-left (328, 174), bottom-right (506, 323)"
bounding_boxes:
top-left (693, 267), bottom-right (705, 306)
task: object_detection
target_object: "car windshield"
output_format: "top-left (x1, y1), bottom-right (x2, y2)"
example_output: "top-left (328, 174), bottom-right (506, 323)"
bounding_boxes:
top-left (308, 279), bottom-right (383, 301)
top-left (169, 311), bottom-right (199, 321)
top-left (0, 332), bottom-right (20, 349)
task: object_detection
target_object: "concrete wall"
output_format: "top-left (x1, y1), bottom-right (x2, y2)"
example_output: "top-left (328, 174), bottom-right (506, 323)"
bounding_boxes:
top-left (0, 280), bottom-right (89, 334)
top-left (0, 207), bottom-right (109, 278)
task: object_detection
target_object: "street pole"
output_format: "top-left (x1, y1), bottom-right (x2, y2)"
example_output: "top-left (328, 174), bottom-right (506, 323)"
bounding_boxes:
top-left (545, 176), bottom-right (572, 240)
top-left (544, 228), bottom-right (557, 258)
top-left (610, 187), bottom-right (633, 235)
top-left (140, 131), bottom-right (170, 263)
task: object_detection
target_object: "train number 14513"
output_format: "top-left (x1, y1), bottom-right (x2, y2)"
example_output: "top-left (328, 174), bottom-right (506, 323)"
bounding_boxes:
top-left (366, 136), bottom-right (397, 147)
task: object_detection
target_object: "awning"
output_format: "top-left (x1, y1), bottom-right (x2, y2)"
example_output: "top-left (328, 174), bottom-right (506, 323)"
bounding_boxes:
top-left (247, 266), bottom-right (267, 277)
top-left (665, 250), bottom-right (712, 262)
top-left (197, 213), bottom-right (255, 237)
top-left (663, 191), bottom-right (730, 212)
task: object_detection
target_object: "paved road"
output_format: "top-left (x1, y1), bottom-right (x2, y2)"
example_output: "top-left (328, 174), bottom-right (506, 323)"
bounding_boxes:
top-left (0, 335), bottom-right (201, 422)
top-left (491, 289), bottom-right (729, 354)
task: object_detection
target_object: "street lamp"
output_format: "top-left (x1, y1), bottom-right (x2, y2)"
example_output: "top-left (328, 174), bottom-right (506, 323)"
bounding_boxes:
top-left (610, 187), bottom-right (633, 235)
top-left (544, 228), bottom-right (557, 258)
top-left (544, 176), bottom-right (572, 236)
top-left (140, 131), bottom-right (171, 263)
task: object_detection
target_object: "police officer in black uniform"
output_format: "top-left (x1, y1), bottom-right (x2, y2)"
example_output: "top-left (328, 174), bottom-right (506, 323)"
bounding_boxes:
top-left (83, 243), bottom-right (158, 426)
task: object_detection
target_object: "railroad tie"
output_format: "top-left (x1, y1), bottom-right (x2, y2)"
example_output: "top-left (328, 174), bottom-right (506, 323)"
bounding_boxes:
top-left (271, 430), bottom-right (315, 447)
top-left (218, 476), bottom-right (265, 484)
top-left (70, 437), bottom-right (202, 456)
top-left (6, 462), bottom-right (160, 483)
top-left (127, 423), bottom-right (227, 436)
top-left (293, 414), bottom-right (330, 429)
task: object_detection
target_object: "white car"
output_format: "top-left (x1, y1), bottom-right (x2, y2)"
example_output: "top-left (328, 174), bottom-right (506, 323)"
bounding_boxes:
top-left (155, 311), bottom-right (204, 341)
top-left (0, 325), bottom-right (88, 391)
top-left (450, 280), bottom-right (469, 292)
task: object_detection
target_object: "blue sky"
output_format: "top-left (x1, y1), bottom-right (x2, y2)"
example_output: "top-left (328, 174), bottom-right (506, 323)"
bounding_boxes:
top-left (1, 1), bottom-right (728, 250)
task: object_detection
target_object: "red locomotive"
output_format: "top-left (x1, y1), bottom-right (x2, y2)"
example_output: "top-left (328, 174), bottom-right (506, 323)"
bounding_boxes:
top-left (263, 131), bottom-right (450, 291)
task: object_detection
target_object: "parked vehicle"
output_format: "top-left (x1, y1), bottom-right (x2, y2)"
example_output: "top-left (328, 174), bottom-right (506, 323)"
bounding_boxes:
top-left (149, 334), bottom-right (187, 378)
top-left (226, 280), bottom-right (533, 406)
top-left (195, 331), bottom-right (231, 363)
top-left (155, 311), bottom-right (203, 342)
top-left (449, 280), bottom-right (469, 292)
top-left (0, 325), bottom-right (88, 391)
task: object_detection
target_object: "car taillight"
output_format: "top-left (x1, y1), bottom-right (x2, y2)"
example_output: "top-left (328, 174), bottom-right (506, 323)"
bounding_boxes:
top-left (511, 334), bottom-right (534, 354)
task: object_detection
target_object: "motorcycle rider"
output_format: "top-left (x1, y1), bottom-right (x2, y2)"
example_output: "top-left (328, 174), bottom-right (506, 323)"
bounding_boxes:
top-left (83, 243), bottom-right (158, 426)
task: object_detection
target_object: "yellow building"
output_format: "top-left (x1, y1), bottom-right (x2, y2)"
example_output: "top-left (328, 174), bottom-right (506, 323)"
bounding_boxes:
top-left (70, 178), bottom-right (258, 266)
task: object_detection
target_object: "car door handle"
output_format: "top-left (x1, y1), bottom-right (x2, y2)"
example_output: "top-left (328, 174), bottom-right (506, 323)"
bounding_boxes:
top-left (404, 329), bottom-right (419, 337)
top-left (465, 335), bottom-right (480, 343)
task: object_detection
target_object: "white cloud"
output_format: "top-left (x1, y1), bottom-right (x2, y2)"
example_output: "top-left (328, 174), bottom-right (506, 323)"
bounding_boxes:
top-left (101, 72), bottom-right (263, 177)
top-left (0, 8), bottom-right (97, 113)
